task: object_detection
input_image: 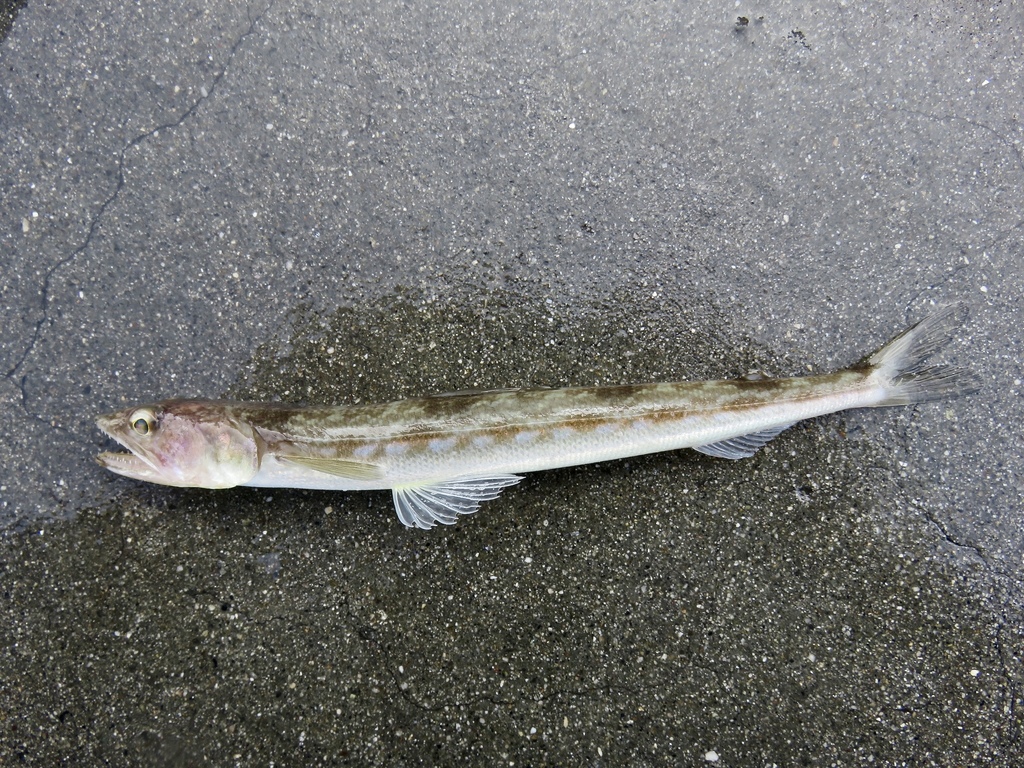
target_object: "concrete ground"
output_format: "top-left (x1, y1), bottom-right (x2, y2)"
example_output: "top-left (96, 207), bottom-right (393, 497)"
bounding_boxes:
top-left (1, 1), bottom-right (1021, 764)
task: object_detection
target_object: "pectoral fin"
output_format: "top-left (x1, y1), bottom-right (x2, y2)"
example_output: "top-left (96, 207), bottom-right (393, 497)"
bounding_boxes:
top-left (277, 455), bottom-right (385, 481)
top-left (392, 474), bottom-right (523, 529)
top-left (693, 424), bottom-right (794, 460)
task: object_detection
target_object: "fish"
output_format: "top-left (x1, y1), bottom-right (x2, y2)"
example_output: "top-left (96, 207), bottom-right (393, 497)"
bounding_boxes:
top-left (96, 304), bottom-right (978, 529)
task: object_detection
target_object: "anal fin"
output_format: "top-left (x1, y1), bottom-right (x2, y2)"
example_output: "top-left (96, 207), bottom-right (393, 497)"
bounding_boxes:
top-left (693, 423), bottom-right (794, 460)
top-left (392, 474), bottom-right (523, 529)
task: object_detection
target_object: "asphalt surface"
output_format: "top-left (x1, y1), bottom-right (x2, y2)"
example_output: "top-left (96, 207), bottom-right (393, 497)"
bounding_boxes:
top-left (1, 1), bottom-right (1021, 764)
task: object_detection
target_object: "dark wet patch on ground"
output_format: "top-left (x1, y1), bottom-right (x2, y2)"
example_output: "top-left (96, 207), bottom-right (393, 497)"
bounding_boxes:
top-left (2, 289), bottom-right (1016, 763)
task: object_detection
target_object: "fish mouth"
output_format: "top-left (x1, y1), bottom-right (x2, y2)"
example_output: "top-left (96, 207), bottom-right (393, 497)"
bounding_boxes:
top-left (95, 450), bottom-right (164, 482)
top-left (95, 415), bottom-right (162, 483)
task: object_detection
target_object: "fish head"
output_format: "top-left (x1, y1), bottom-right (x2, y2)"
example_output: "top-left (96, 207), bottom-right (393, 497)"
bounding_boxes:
top-left (96, 399), bottom-right (259, 489)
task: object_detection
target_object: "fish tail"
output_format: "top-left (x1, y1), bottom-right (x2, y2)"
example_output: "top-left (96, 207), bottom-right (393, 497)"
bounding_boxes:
top-left (861, 303), bottom-right (980, 406)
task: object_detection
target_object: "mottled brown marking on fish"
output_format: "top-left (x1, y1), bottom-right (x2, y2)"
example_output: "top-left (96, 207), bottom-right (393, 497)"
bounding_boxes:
top-left (581, 384), bottom-right (649, 402)
top-left (723, 376), bottom-right (790, 391)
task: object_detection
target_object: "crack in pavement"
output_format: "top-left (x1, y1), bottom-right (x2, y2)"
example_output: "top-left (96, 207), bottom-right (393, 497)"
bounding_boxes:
top-left (3, 0), bottom-right (277, 422)
top-left (891, 413), bottom-right (992, 568)
top-left (920, 506), bottom-right (989, 566)
top-left (898, 108), bottom-right (1024, 176)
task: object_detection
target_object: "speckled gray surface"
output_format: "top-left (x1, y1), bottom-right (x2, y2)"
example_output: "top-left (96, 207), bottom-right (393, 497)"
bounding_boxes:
top-left (1, 1), bottom-right (1021, 764)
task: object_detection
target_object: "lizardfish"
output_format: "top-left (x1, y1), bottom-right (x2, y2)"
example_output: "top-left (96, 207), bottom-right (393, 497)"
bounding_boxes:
top-left (97, 304), bottom-right (977, 529)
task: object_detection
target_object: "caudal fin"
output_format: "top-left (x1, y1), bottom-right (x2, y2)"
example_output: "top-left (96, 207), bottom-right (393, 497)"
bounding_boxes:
top-left (863, 303), bottom-right (980, 406)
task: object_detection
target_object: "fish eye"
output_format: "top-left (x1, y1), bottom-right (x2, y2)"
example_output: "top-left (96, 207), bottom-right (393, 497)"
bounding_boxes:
top-left (129, 409), bottom-right (157, 436)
